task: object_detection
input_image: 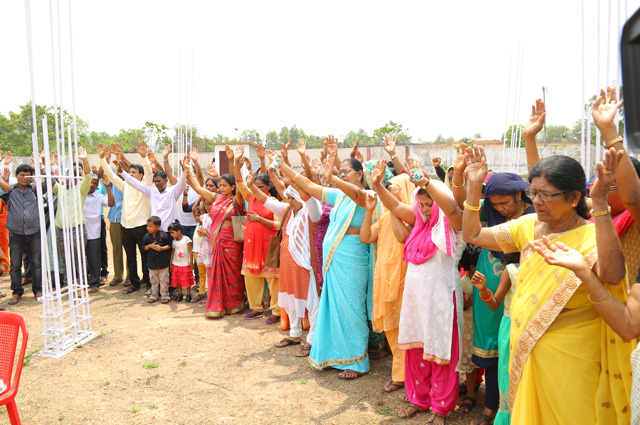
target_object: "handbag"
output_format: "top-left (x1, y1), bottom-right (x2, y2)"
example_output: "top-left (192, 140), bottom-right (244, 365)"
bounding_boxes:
top-left (231, 198), bottom-right (246, 242)
top-left (265, 207), bottom-right (293, 268)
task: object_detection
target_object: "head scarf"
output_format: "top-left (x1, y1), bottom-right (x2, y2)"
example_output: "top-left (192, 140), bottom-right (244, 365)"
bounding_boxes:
top-left (403, 180), bottom-right (458, 265)
top-left (388, 173), bottom-right (414, 205)
top-left (483, 172), bottom-right (533, 261)
top-left (363, 160), bottom-right (394, 189)
top-left (283, 186), bottom-right (315, 271)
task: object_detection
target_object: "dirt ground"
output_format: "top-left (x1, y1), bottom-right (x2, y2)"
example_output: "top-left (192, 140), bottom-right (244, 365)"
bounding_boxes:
top-left (0, 231), bottom-right (488, 425)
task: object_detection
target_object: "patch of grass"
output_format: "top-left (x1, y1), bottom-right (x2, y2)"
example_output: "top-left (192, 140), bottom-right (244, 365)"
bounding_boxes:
top-left (143, 362), bottom-right (159, 370)
top-left (149, 404), bottom-right (158, 410)
top-left (376, 408), bottom-right (392, 415)
top-left (178, 360), bottom-right (186, 367)
top-left (299, 379), bottom-right (307, 384)
top-left (103, 380), bottom-right (110, 386)
top-left (73, 361), bottom-right (77, 365)
top-left (0, 407), bottom-right (6, 413)
top-left (23, 346), bottom-right (43, 366)
top-left (58, 415), bottom-right (65, 421)
top-left (76, 343), bottom-right (84, 349)
top-left (100, 329), bottom-right (116, 336)
top-left (131, 407), bottom-right (138, 413)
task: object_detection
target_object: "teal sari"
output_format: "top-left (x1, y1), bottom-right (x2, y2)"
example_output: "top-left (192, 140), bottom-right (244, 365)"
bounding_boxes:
top-left (309, 188), bottom-right (378, 372)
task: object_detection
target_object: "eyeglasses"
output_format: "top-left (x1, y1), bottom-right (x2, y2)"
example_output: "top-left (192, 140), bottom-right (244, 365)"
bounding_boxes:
top-left (524, 189), bottom-right (567, 202)
top-left (338, 169), bottom-right (355, 177)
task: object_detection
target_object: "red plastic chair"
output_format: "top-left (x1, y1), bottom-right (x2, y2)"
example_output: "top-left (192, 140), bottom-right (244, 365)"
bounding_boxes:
top-left (0, 312), bottom-right (29, 425)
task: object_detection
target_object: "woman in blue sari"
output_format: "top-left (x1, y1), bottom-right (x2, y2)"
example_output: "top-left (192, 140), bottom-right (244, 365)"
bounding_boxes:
top-left (272, 140), bottom-right (379, 379)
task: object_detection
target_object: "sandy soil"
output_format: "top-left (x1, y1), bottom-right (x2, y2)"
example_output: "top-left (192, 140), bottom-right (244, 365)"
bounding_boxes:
top-left (0, 237), bottom-right (487, 425)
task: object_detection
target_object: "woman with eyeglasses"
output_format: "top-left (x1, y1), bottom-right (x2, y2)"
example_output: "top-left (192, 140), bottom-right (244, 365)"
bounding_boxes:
top-left (268, 138), bottom-right (379, 380)
top-left (463, 146), bottom-right (633, 424)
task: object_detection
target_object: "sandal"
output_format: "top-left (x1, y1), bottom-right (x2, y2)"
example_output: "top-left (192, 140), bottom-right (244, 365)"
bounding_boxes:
top-left (459, 381), bottom-right (482, 395)
top-left (476, 413), bottom-right (495, 425)
top-left (147, 298), bottom-right (157, 303)
top-left (244, 311), bottom-right (263, 320)
top-left (459, 396), bottom-right (476, 414)
top-left (7, 295), bottom-right (21, 305)
top-left (274, 338), bottom-right (301, 348)
top-left (384, 381), bottom-right (404, 392)
top-left (160, 298), bottom-right (170, 304)
top-left (369, 350), bottom-right (390, 360)
top-left (191, 294), bottom-right (205, 303)
top-left (397, 403), bottom-right (423, 418)
top-left (337, 370), bottom-right (367, 379)
top-left (122, 286), bottom-right (139, 294)
top-left (425, 412), bottom-right (447, 425)
top-left (145, 290), bottom-right (152, 296)
top-left (295, 344), bottom-right (312, 357)
top-left (88, 287), bottom-right (99, 293)
top-left (265, 315), bottom-right (280, 325)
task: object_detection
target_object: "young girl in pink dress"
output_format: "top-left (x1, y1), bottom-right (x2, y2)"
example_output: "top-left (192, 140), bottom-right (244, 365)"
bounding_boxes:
top-left (169, 220), bottom-right (195, 302)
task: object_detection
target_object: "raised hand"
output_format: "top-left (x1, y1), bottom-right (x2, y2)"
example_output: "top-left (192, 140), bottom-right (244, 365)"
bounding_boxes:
top-left (280, 139), bottom-right (290, 163)
top-left (224, 145), bottom-right (234, 162)
top-left (432, 157), bottom-right (442, 168)
top-left (325, 135), bottom-right (338, 154)
top-left (112, 159), bottom-right (123, 174)
top-left (350, 137), bottom-right (360, 159)
top-left (189, 147), bottom-right (198, 162)
top-left (464, 145), bottom-right (489, 185)
top-left (234, 146), bottom-right (245, 162)
top-left (534, 236), bottom-right (589, 273)
top-left (137, 140), bottom-right (148, 158)
top-left (590, 148), bottom-right (623, 200)
top-left (320, 143), bottom-right (327, 162)
top-left (264, 149), bottom-right (277, 162)
top-left (3, 151), bottom-right (13, 165)
top-left (257, 144), bottom-right (265, 160)
top-left (243, 156), bottom-right (252, 171)
top-left (246, 171), bottom-right (256, 187)
top-left (206, 163), bottom-right (220, 179)
top-left (78, 146), bottom-right (88, 161)
top-left (1, 167), bottom-right (10, 183)
top-left (323, 151), bottom-right (337, 182)
top-left (147, 152), bottom-right (158, 164)
top-left (523, 98), bottom-right (546, 136)
top-left (50, 153), bottom-right (58, 166)
top-left (162, 144), bottom-right (171, 159)
top-left (365, 192), bottom-right (378, 210)
top-left (470, 271), bottom-right (487, 291)
top-left (452, 143), bottom-right (467, 174)
top-left (383, 134), bottom-right (397, 156)
top-left (296, 139), bottom-right (306, 157)
top-left (101, 175), bottom-right (111, 186)
top-left (180, 156), bottom-right (192, 174)
top-left (592, 86), bottom-right (623, 132)
top-left (98, 143), bottom-right (106, 159)
top-left (370, 159), bottom-right (387, 186)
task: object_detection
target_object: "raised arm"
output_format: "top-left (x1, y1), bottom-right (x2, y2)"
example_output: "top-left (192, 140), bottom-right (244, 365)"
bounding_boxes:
top-left (370, 160), bottom-right (414, 224)
top-left (472, 269), bottom-right (512, 312)
top-left (451, 143), bottom-right (468, 209)
top-left (321, 151), bottom-right (367, 208)
top-left (589, 150), bottom-right (626, 285)
top-left (297, 139), bottom-right (312, 179)
top-left (270, 151), bottom-right (324, 201)
top-left (102, 176), bottom-right (115, 207)
top-left (162, 144), bottom-right (178, 186)
top-left (432, 157), bottom-right (446, 181)
top-left (189, 148), bottom-right (204, 186)
top-left (383, 134), bottom-right (405, 175)
top-left (120, 168), bottom-right (153, 198)
top-left (233, 147), bottom-right (251, 202)
top-left (350, 137), bottom-right (364, 163)
top-left (182, 158), bottom-right (215, 203)
top-left (111, 144), bottom-right (131, 170)
top-left (256, 144), bottom-right (267, 174)
top-left (267, 168), bottom-right (287, 200)
top-left (390, 212), bottom-right (412, 244)
top-left (523, 99), bottom-right (544, 172)
top-left (592, 86), bottom-right (640, 223)
top-left (99, 145), bottom-right (125, 192)
top-left (360, 192), bottom-right (380, 244)
top-left (461, 146), bottom-right (502, 251)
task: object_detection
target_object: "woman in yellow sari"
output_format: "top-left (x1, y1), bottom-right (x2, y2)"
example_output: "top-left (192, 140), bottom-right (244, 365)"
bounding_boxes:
top-left (462, 146), bottom-right (634, 424)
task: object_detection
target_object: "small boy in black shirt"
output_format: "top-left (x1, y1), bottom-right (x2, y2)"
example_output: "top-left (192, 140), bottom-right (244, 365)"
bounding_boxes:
top-left (143, 216), bottom-right (172, 303)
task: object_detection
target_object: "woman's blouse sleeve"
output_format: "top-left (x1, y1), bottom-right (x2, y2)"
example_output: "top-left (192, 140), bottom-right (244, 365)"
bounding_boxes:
top-left (263, 196), bottom-right (288, 218)
top-left (305, 195), bottom-right (322, 223)
top-left (321, 187), bottom-right (341, 206)
top-left (491, 213), bottom-right (532, 253)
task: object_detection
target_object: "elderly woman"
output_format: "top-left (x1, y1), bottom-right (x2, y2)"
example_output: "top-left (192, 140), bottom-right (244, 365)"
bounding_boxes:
top-left (462, 146), bottom-right (634, 424)
top-left (245, 171), bottom-right (321, 356)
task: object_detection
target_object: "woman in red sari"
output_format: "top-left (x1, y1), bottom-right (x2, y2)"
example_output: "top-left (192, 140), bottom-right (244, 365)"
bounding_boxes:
top-left (184, 159), bottom-right (245, 318)
top-left (233, 148), bottom-right (281, 324)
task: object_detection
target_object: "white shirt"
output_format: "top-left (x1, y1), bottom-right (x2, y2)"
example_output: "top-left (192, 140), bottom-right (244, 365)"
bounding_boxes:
top-left (176, 186), bottom-right (199, 226)
top-left (121, 171), bottom-right (187, 231)
top-left (100, 158), bottom-right (153, 229)
top-left (84, 191), bottom-right (109, 240)
top-left (172, 236), bottom-right (192, 267)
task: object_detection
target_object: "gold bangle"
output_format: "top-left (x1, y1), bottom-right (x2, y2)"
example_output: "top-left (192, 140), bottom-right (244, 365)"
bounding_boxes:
top-left (452, 178), bottom-right (465, 188)
top-left (390, 154), bottom-right (397, 160)
top-left (292, 173), bottom-right (299, 184)
top-left (604, 136), bottom-right (623, 149)
top-left (464, 201), bottom-right (481, 212)
top-left (588, 290), bottom-right (612, 305)
top-left (331, 175), bottom-right (340, 185)
top-left (527, 163), bottom-right (536, 167)
top-left (590, 206), bottom-right (611, 218)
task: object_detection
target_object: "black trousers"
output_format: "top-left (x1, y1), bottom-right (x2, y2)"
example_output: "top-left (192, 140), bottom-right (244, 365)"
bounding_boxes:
top-left (9, 232), bottom-right (41, 296)
top-left (122, 225), bottom-right (149, 290)
top-left (100, 217), bottom-right (109, 277)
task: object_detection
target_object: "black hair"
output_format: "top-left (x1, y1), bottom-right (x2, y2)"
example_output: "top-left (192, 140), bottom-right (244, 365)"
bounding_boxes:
top-left (254, 173), bottom-right (278, 198)
top-left (129, 164), bottom-right (144, 176)
top-left (417, 188), bottom-right (431, 198)
top-left (341, 158), bottom-right (365, 185)
top-left (15, 164), bottom-right (34, 176)
top-left (147, 216), bottom-right (162, 226)
top-left (386, 160), bottom-right (398, 177)
top-left (503, 252), bottom-right (521, 266)
top-left (168, 220), bottom-right (183, 233)
top-left (219, 174), bottom-right (236, 195)
top-left (205, 177), bottom-right (218, 188)
top-left (153, 170), bottom-right (168, 180)
top-left (529, 155), bottom-right (589, 219)
top-left (459, 244), bottom-right (482, 271)
top-left (72, 161), bottom-right (84, 176)
top-left (193, 205), bottom-right (201, 215)
top-left (631, 157), bottom-right (640, 179)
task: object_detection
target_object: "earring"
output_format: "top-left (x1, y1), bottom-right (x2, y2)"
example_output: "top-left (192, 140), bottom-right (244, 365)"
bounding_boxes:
top-left (572, 203), bottom-right (576, 207)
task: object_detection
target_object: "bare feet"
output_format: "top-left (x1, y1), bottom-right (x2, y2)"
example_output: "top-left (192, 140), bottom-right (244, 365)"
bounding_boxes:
top-left (384, 380), bottom-right (404, 392)
top-left (337, 369), bottom-right (367, 379)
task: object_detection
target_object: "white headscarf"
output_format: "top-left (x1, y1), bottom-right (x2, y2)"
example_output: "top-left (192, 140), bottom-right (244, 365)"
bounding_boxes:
top-left (283, 186), bottom-right (312, 271)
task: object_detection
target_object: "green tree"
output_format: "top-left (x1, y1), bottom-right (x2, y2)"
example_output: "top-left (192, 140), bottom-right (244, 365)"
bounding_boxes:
top-left (372, 120), bottom-right (411, 145)
top-left (501, 124), bottom-right (524, 147)
top-left (265, 131), bottom-right (278, 149)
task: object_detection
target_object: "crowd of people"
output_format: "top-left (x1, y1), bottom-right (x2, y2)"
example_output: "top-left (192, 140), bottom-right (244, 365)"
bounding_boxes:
top-left (0, 87), bottom-right (640, 424)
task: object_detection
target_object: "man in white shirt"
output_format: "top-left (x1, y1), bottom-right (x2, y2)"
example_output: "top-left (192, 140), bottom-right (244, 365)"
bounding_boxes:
top-left (84, 172), bottom-right (114, 293)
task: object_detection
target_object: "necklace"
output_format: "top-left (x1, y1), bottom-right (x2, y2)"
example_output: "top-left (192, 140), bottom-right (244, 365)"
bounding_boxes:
top-left (539, 216), bottom-right (583, 239)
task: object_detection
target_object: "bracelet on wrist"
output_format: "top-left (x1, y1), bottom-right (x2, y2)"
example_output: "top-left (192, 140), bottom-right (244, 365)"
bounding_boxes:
top-left (590, 206), bottom-right (611, 218)
top-left (331, 175), bottom-right (340, 185)
top-left (603, 136), bottom-right (623, 149)
top-left (479, 288), bottom-right (493, 302)
top-left (452, 178), bottom-right (465, 188)
top-left (235, 179), bottom-right (243, 183)
top-left (588, 290), bottom-right (612, 305)
top-left (292, 173), bottom-right (300, 184)
top-left (390, 154), bottom-right (397, 160)
top-left (464, 201), bottom-right (482, 212)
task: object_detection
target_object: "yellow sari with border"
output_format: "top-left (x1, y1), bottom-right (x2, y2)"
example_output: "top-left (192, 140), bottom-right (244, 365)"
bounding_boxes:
top-left (492, 214), bottom-right (634, 425)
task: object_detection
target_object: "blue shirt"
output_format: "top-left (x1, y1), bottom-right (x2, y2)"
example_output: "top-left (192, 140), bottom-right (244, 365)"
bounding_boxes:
top-left (106, 183), bottom-right (124, 223)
